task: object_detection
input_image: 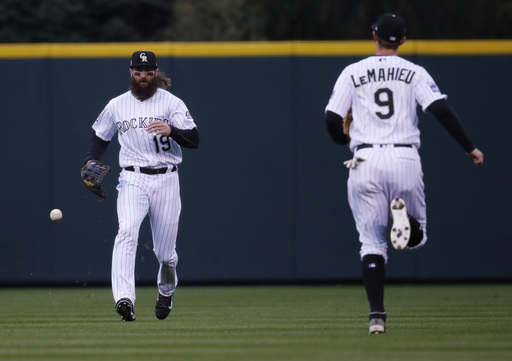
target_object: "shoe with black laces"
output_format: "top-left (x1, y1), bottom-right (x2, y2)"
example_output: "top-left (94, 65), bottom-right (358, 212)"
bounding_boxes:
top-left (115, 298), bottom-right (136, 322)
top-left (155, 293), bottom-right (174, 320)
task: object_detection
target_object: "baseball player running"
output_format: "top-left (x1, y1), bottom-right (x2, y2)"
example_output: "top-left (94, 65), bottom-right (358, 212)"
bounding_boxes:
top-left (324, 14), bottom-right (483, 334)
top-left (82, 50), bottom-right (199, 321)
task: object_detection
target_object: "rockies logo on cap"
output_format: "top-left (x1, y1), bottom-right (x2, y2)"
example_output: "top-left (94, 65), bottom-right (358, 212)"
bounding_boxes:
top-left (130, 50), bottom-right (158, 69)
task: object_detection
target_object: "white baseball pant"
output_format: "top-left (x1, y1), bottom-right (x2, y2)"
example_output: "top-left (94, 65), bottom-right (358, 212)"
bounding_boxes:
top-left (112, 169), bottom-right (181, 304)
top-left (347, 146), bottom-right (428, 262)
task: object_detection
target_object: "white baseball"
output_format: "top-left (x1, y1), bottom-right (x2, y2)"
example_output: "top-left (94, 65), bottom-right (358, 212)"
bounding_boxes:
top-left (50, 209), bottom-right (62, 221)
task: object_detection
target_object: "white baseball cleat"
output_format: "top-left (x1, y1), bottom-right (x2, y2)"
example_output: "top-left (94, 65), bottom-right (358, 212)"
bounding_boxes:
top-left (369, 317), bottom-right (387, 334)
top-left (390, 198), bottom-right (411, 250)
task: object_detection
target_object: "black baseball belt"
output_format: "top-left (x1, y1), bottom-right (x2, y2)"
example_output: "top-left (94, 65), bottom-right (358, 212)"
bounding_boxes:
top-left (356, 144), bottom-right (413, 151)
top-left (124, 165), bottom-right (177, 174)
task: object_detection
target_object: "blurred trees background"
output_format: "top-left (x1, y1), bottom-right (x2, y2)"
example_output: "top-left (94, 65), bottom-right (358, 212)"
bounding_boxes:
top-left (0, 0), bottom-right (510, 43)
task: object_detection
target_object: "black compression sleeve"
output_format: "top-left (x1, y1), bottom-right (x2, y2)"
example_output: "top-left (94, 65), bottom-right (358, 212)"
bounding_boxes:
top-left (325, 110), bottom-right (350, 145)
top-left (426, 99), bottom-right (476, 153)
top-left (85, 132), bottom-right (110, 163)
top-left (170, 127), bottom-right (199, 149)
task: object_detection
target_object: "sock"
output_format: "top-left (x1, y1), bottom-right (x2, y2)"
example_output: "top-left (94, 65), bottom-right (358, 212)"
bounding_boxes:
top-left (408, 215), bottom-right (424, 247)
top-left (362, 254), bottom-right (385, 313)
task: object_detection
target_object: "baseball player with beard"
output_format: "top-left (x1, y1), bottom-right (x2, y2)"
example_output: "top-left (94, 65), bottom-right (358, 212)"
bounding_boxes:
top-left (83, 50), bottom-right (199, 321)
top-left (324, 14), bottom-right (483, 334)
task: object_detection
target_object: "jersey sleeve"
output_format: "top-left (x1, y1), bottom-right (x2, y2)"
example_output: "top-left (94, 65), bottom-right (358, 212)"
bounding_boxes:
top-left (325, 66), bottom-right (353, 117)
top-left (169, 99), bottom-right (197, 130)
top-left (414, 66), bottom-right (448, 111)
top-left (92, 102), bottom-right (118, 141)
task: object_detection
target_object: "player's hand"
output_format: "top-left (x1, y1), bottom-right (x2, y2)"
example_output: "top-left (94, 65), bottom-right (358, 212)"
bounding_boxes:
top-left (148, 121), bottom-right (171, 137)
top-left (343, 157), bottom-right (365, 169)
top-left (467, 148), bottom-right (484, 166)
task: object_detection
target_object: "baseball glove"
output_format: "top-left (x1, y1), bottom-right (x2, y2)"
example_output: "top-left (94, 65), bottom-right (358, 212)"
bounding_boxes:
top-left (343, 157), bottom-right (365, 169)
top-left (343, 108), bottom-right (352, 140)
top-left (81, 160), bottom-right (111, 200)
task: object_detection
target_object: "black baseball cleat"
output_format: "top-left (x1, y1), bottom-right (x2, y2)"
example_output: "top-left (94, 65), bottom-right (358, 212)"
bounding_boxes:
top-left (116, 298), bottom-right (136, 322)
top-left (155, 293), bottom-right (174, 320)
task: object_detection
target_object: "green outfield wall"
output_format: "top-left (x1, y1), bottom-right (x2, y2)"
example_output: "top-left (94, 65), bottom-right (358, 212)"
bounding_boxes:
top-left (0, 41), bottom-right (510, 285)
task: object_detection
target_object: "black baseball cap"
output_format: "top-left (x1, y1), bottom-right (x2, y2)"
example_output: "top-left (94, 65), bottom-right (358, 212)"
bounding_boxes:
top-left (130, 50), bottom-right (158, 69)
top-left (371, 14), bottom-right (405, 43)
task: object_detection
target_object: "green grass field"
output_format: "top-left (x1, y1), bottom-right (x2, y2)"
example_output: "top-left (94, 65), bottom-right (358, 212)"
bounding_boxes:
top-left (0, 284), bottom-right (510, 361)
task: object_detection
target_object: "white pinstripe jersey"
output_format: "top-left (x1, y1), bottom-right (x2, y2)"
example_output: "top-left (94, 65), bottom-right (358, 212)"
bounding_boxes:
top-left (325, 56), bottom-right (447, 151)
top-left (93, 88), bottom-right (196, 168)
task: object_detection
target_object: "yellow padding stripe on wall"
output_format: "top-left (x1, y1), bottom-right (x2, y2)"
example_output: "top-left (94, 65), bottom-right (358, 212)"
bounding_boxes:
top-left (0, 40), bottom-right (511, 58)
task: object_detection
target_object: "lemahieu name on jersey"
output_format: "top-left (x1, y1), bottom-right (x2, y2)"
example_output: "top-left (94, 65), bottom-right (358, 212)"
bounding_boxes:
top-left (351, 67), bottom-right (416, 87)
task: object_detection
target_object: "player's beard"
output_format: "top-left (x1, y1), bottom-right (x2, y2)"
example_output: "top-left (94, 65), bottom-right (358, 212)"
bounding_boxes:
top-left (130, 77), bottom-right (158, 99)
